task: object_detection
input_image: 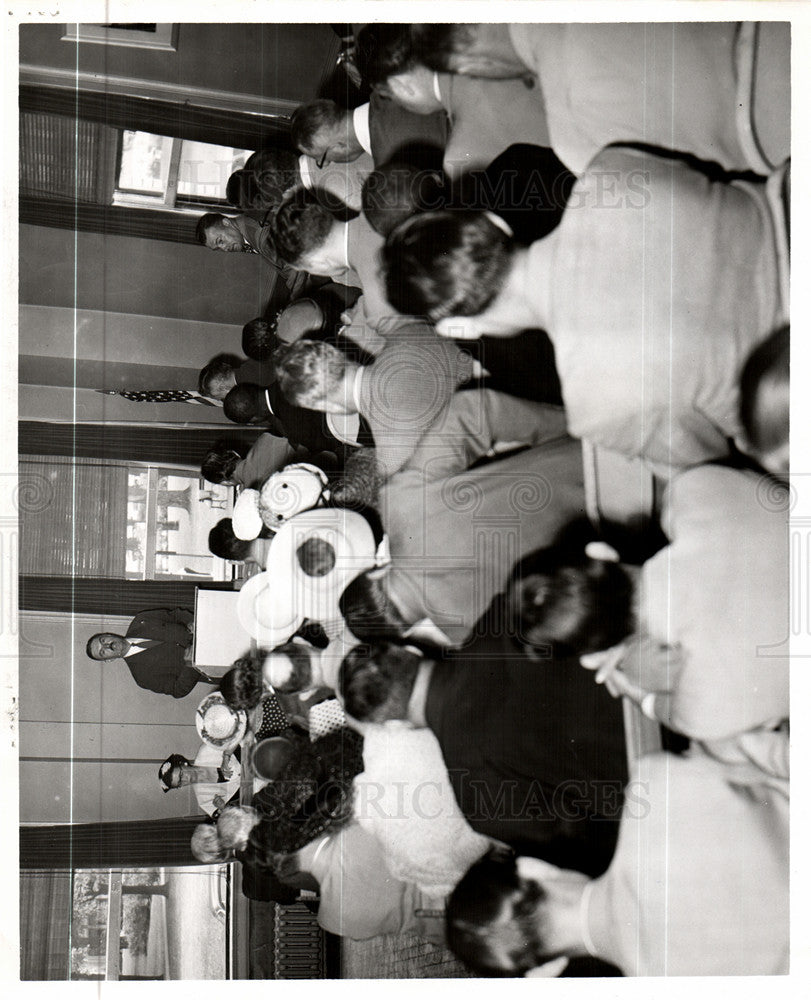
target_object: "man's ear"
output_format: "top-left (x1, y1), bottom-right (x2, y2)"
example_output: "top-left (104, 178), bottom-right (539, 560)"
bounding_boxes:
top-left (365, 563), bottom-right (390, 581)
top-left (221, 217), bottom-right (234, 228)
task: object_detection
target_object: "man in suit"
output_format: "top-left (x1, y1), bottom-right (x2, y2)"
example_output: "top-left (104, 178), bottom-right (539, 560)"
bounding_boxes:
top-left (87, 608), bottom-right (215, 699)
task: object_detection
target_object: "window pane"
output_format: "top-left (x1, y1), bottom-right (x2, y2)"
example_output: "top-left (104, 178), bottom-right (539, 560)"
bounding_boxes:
top-left (155, 472), bottom-right (232, 581)
top-left (117, 131), bottom-right (172, 195)
top-left (178, 141), bottom-right (251, 199)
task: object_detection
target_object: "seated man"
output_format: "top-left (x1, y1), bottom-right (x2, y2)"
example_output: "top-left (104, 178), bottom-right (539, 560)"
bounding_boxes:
top-left (290, 95), bottom-right (448, 170)
top-left (355, 23), bottom-right (555, 179)
top-left (382, 146), bottom-right (789, 472)
top-left (272, 331), bottom-right (474, 479)
top-left (198, 353), bottom-right (275, 401)
top-left (201, 433), bottom-right (298, 488)
top-left (271, 188), bottom-right (397, 329)
top-left (86, 608), bottom-right (214, 698)
top-left (159, 746), bottom-right (243, 816)
top-left (446, 744), bottom-right (789, 977)
top-left (339, 639), bottom-right (627, 876)
top-left (411, 22), bottom-right (790, 176)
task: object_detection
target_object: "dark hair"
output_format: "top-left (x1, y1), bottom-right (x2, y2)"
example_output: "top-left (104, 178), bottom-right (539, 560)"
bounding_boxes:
top-left (273, 339), bottom-right (348, 408)
top-left (201, 440), bottom-right (244, 484)
top-left (739, 325), bottom-right (790, 457)
top-left (290, 100), bottom-right (346, 154)
top-left (507, 534), bottom-right (635, 657)
top-left (265, 641), bottom-right (314, 693)
top-left (338, 567), bottom-right (407, 643)
top-left (330, 447), bottom-right (382, 508)
top-left (223, 383), bottom-right (269, 425)
top-left (411, 24), bottom-right (479, 72)
top-left (208, 518), bottom-right (253, 561)
top-left (362, 155), bottom-right (446, 238)
top-left (199, 353), bottom-right (242, 395)
top-left (355, 23), bottom-right (417, 88)
top-left (382, 209), bottom-right (514, 320)
top-left (158, 753), bottom-right (192, 792)
top-left (195, 212), bottom-right (225, 246)
top-left (242, 317), bottom-right (281, 362)
top-left (446, 851), bottom-right (551, 976)
top-left (244, 148), bottom-right (301, 205)
top-left (271, 188), bottom-right (338, 267)
top-left (220, 654), bottom-right (264, 710)
top-left (338, 641), bottom-right (422, 722)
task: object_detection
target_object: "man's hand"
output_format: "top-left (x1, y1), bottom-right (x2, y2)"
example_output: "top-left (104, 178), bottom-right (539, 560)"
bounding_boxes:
top-left (186, 621), bottom-right (195, 635)
top-left (212, 795), bottom-right (226, 810)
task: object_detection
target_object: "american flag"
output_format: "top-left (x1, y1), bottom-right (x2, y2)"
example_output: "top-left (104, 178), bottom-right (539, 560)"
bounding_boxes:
top-left (97, 389), bottom-right (223, 407)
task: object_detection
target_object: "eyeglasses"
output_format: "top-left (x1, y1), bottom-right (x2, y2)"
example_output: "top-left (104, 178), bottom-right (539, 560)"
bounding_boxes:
top-left (316, 150), bottom-right (329, 169)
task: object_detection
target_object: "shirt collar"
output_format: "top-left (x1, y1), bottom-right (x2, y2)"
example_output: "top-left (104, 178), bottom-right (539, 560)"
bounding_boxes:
top-left (353, 103), bottom-right (372, 155)
top-left (351, 363), bottom-right (365, 413)
top-left (298, 153), bottom-right (314, 190)
top-left (432, 71), bottom-right (443, 103)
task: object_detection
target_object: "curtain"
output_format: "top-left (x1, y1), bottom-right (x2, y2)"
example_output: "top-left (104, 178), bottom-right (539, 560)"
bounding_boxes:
top-left (20, 112), bottom-right (119, 204)
top-left (18, 575), bottom-right (230, 616)
top-left (19, 421), bottom-right (262, 465)
top-left (19, 871), bottom-right (73, 979)
top-left (19, 456), bottom-right (128, 578)
top-left (20, 817), bottom-right (204, 870)
top-left (20, 84), bottom-right (291, 152)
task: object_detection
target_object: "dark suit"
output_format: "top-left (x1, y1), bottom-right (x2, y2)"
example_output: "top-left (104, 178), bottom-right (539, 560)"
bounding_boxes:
top-left (124, 608), bottom-right (200, 699)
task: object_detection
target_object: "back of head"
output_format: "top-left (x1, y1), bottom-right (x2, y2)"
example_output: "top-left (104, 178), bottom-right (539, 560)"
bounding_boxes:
top-left (191, 823), bottom-right (228, 864)
top-left (338, 641), bottom-right (421, 722)
top-left (225, 168), bottom-right (259, 210)
top-left (290, 100), bottom-right (345, 155)
top-left (411, 24), bottom-right (479, 72)
top-left (330, 447), bottom-right (382, 509)
top-left (244, 148), bottom-right (301, 208)
top-left (382, 209), bottom-right (513, 320)
top-left (338, 567), bottom-right (407, 642)
top-left (216, 805), bottom-right (258, 849)
top-left (220, 653), bottom-right (264, 710)
top-left (201, 440), bottom-right (243, 484)
top-left (271, 188), bottom-right (337, 268)
top-left (355, 23), bottom-right (417, 89)
top-left (273, 339), bottom-right (348, 409)
top-left (508, 530), bottom-right (634, 657)
top-left (199, 353), bottom-right (242, 396)
top-left (223, 383), bottom-right (267, 425)
top-left (362, 154), bottom-right (446, 238)
top-left (739, 325), bottom-right (790, 474)
top-left (209, 518), bottom-right (252, 561)
top-left (446, 851), bottom-right (549, 976)
top-left (242, 317), bottom-right (281, 361)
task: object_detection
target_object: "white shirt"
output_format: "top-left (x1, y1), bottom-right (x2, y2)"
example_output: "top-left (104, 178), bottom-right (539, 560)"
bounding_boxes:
top-left (352, 103), bottom-right (372, 155)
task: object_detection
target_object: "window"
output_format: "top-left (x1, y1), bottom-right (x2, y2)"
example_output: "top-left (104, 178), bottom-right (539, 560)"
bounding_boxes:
top-left (114, 132), bottom-right (251, 212)
top-left (70, 867), bottom-right (230, 981)
top-left (126, 469), bottom-right (233, 582)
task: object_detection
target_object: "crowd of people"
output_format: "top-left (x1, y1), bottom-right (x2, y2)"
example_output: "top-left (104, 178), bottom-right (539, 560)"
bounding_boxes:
top-left (162, 23), bottom-right (791, 977)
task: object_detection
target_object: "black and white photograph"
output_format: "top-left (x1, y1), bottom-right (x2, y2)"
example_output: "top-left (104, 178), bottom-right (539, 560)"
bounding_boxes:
top-left (4, 3), bottom-right (803, 990)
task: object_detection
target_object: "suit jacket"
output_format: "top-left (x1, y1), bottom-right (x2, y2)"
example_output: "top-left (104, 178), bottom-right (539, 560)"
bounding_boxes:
top-left (368, 91), bottom-right (448, 166)
top-left (125, 608), bottom-right (199, 699)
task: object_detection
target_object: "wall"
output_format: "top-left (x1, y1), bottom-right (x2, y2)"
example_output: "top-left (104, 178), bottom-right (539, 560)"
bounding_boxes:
top-left (19, 612), bottom-right (203, 824)
top-left (19, 22), bottom-right (340, 113)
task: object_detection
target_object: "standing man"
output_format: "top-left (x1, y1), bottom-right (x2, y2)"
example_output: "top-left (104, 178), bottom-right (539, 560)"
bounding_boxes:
top-left (87, 608), bottom-right (215, 699)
